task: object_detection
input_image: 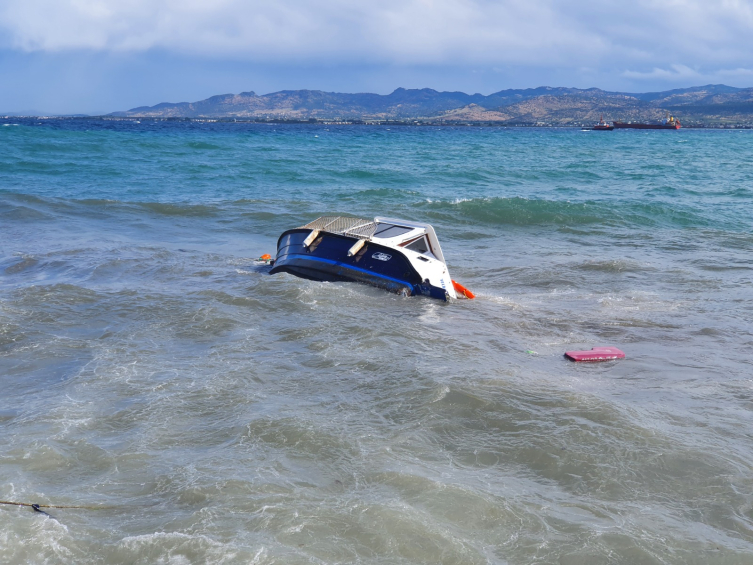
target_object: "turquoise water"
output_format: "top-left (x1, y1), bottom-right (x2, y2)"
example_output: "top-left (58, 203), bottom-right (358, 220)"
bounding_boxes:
top-left (1, 119), bottom-right (752, 563)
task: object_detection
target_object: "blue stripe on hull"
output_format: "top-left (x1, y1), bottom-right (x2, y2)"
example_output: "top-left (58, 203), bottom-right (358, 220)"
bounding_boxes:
top-left (273, 254), bottom-right (414, 294)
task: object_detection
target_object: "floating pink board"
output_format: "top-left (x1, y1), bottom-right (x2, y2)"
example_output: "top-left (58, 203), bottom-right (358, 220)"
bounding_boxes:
top-left (565, 347), bottom-right (625, 362)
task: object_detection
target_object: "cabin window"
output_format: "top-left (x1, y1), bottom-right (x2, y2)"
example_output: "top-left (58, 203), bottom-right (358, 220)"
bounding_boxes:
top-left (373, 224), bottom-right (413, 239)
top-left (405, 236), bottom-right (430, 254)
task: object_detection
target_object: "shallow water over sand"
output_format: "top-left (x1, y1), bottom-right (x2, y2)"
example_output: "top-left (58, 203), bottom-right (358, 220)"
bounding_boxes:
top-left (1, 120), bottom-right (752, 563)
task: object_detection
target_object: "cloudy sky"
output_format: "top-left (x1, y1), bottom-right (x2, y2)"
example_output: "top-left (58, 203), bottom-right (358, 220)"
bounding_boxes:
top-left (2, 0), bottom-right (752, 114)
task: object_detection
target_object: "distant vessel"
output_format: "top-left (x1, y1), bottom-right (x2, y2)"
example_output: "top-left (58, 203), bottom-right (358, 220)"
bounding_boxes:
top-left (613, 112), bottom-right (681, 130)
top-left (592, 115), bottom-right (614, 131)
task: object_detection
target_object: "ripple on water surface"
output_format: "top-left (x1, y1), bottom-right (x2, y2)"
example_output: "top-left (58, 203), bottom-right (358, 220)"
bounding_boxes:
top-left (1, 122), bottom-right (752, 563)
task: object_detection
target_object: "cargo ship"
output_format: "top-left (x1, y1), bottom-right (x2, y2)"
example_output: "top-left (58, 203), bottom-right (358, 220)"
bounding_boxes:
top-left (613, 112), bottom-right (681, 130)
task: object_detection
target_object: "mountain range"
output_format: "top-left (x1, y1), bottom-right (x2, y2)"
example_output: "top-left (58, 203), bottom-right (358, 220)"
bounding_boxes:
top-left (111, 85), bottom-right (753, 125)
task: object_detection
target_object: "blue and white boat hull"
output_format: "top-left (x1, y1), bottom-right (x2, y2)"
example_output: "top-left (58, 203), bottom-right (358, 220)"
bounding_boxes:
top-left (270, 227), bottom-right (451, 300)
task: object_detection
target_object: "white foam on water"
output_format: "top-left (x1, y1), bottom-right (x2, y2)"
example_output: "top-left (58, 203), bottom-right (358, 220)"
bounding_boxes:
top-left (112, 531), bottom-right (249, 564)
top-left (0, 510), bottom-right (72, 564)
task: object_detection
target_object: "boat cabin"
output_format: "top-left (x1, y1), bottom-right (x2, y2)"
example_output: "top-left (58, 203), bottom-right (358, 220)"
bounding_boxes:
top-left (372, 217), bottom-right (446, 264)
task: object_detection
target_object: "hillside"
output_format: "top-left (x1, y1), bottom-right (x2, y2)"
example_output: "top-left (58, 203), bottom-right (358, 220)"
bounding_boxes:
top-left (111, 85), bottom-right (753, 125)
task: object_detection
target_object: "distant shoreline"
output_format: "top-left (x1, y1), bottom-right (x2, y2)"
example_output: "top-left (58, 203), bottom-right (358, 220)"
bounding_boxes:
top-left (3, 115), bottom-right (753, 129)
top-left (7, 85), bottom-right (753, 127)
top-left (92, 85), bottom-right (753, 128)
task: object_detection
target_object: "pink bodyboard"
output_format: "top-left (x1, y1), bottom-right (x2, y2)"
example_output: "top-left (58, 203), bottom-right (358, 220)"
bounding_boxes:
top-left (565, 347), bottom-right (625, 362)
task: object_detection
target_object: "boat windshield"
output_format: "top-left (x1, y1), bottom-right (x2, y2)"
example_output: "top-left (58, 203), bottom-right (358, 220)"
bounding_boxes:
top-left (373, 224), bottom-right (414, 239)
top-left (405, 236), bottom-right (429, 254)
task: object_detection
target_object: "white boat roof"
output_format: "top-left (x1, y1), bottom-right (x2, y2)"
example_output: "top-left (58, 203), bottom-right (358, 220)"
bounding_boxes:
top-left (298, 216), bottom-right (447, 264)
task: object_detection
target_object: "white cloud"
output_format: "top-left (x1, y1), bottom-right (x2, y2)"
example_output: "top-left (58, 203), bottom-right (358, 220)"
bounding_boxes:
top-left (1, 0), bottom-right (752, 72)
top-left (716, 67), bottom-right (753, 78)
top-left (0, 1), bottom-right (592, 63)
top-left (623, 63), bottom-right (753, 86)
top-left (622, 64), bottom-right (702, 81)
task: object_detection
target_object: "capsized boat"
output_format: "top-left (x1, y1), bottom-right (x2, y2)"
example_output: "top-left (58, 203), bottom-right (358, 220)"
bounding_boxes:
top-left (269, 216), bottom-right (473, 300)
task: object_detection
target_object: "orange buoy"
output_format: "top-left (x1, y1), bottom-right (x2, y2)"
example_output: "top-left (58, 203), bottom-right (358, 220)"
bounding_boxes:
top-left (452, 280), bottom-right (475, 299)
top-left (260, 254), bottom-right (272, 261)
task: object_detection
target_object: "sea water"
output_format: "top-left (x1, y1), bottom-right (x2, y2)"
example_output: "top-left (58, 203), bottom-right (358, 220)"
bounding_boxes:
top-left (1, 119), bottom-right (752, 564)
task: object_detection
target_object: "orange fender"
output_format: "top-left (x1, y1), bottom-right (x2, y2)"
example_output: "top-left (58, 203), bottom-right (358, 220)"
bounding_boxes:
top-left (452, 280), bottom-right (475, 299)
